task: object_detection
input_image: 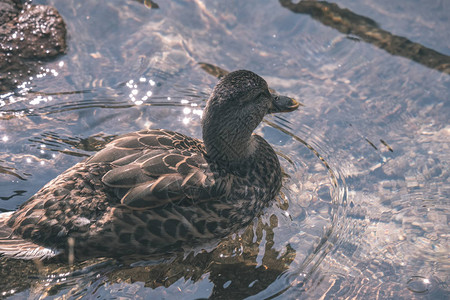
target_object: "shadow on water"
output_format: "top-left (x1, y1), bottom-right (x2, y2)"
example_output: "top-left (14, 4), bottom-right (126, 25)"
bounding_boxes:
top-left (0, 220), bottom-right (295, 299)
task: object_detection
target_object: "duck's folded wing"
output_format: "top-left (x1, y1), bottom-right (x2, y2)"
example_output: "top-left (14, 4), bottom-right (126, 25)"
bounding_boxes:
top-left (101, 148), bottom-right (215, 209)
top-left (87, 129), bottom-right (205, 165)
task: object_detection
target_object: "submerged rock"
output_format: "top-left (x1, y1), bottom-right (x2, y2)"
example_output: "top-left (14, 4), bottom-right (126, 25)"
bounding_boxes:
top-left (0, 0), bottom-right (66, 91)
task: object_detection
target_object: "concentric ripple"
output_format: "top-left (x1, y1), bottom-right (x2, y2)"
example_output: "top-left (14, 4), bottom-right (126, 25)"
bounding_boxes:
top-left (251, 117), bottom-right (349, 298)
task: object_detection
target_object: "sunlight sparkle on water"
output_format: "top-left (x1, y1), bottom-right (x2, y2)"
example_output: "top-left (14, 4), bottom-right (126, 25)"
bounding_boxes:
top-left (126, 77), bottom-right (155, 104)
top-left (193, 109), bottom-right (203, 117)
top-left (2, 135), bottom-right (8, 142)
top-left (30, 95), bottom-right (53, 105)
top-left (126, 79), bottom-right (134, 88)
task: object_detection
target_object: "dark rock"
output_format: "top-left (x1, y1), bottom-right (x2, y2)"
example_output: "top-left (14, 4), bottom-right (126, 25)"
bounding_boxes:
top-left (0, 0), bottom-right (67, 91)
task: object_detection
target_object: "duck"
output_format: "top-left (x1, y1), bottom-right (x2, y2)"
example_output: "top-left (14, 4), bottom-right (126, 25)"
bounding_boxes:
top-left (0, 70), bottom-right (299, 260)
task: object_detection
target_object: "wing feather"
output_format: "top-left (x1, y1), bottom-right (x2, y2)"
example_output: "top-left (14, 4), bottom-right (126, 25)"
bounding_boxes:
top-left (102, 164), bottom-right (151, 188)
top-left (91, 129), bottom-right (216, 209)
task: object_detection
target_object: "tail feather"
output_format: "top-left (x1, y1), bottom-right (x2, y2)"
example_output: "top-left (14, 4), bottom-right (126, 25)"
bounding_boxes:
top-left (0, 212), bottom-right (60, 260)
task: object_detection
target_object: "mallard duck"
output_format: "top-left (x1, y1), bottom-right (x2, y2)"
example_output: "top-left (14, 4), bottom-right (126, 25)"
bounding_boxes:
top-left (0, 70), bottom-right (299, 260)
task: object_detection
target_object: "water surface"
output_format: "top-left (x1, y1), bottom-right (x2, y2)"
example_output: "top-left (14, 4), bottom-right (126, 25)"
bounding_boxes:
top-left (0, 0), bottom-right (449, 299)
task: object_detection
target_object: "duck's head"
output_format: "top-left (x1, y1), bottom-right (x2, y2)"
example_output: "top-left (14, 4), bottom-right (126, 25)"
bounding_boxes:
top-left (202, 70), bottom-right (300, 162)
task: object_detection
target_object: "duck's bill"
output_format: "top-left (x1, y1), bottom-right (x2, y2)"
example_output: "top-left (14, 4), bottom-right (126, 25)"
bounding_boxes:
top-left (269, 95), bottom-right (302, 113)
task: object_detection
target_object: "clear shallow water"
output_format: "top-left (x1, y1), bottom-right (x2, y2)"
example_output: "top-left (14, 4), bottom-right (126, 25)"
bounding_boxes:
top-left (0, 0), bottom-right (449, 299)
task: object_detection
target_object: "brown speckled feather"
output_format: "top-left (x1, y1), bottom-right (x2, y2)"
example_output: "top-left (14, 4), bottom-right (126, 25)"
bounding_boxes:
top-left (5, 130), bottom-right (219, 254)
top-left (97, 130), bottom-right (216, 208)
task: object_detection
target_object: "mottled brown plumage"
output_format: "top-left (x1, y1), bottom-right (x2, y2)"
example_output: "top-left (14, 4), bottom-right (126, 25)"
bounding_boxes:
top-left (0, 70), bottom-right (299, 260)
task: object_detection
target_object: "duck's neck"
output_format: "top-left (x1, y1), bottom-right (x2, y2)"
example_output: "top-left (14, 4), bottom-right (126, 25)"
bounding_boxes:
top-left (202, 108), bottom-right (259, 167)
top-left (203, 124), bottom-right (256, 164)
